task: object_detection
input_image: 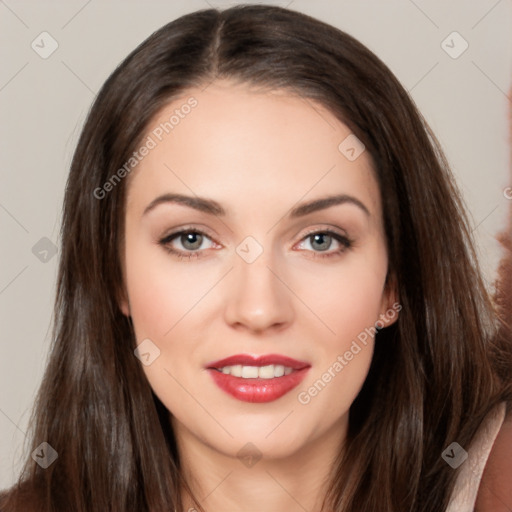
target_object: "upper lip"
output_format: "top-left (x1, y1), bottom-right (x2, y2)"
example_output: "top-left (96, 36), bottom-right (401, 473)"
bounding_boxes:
top-left (206, 353), bottom-right (310, 370)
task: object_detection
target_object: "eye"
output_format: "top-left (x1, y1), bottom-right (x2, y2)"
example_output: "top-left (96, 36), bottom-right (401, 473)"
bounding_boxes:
top-left (159, 228), bottom-right (217, 260)
top-left (295, 229), bottom-right (353, 259)
top-left (158, 227), bottom-right (354, 261)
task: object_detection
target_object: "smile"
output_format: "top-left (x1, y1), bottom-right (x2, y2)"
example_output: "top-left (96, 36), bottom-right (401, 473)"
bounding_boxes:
top-left (216, 364), bottom-right (293, 378)
top-left (205, 353), bottom-right (311, 403)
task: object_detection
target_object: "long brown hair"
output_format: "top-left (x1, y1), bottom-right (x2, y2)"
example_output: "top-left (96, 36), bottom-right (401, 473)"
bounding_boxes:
top-left (1, 5), bottom-right (511, 511)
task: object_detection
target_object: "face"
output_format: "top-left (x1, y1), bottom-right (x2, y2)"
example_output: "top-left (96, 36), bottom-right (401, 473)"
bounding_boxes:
top-left (119, 79), bottom-right (398, 461)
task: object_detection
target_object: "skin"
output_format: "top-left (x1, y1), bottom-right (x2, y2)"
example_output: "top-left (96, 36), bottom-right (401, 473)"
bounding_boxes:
top-left (475, 413), bottom-right (512, 511)
top-left (119, 79), bottom-right (398, 512)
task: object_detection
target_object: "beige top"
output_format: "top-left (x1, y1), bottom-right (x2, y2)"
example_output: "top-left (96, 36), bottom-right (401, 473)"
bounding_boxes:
top-left (446, 401), bottom-right (507, 512)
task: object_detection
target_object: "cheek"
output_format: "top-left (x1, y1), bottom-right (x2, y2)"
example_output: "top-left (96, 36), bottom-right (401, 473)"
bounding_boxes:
top-left (331, 268), bottom-right (385, 340)
top-left (124, 245), bottom-right (208, 412)
top-left (124, 240), bottom-right (210, 340)
top-left (295, 250), bottom-right (388, 345)
top-left (292, 250), bottom-right (387, 407)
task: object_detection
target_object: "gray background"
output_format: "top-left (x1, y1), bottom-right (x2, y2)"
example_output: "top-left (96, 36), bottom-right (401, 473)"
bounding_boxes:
top-left (1, 0), bottom-right (511, 489)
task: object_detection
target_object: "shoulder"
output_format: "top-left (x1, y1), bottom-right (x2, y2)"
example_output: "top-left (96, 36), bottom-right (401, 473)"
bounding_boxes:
top-left (474, 405), bottom-right (512, 511)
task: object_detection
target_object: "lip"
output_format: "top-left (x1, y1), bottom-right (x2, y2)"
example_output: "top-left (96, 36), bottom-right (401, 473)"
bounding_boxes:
top-left (205, 353), bottom-right (311, 403)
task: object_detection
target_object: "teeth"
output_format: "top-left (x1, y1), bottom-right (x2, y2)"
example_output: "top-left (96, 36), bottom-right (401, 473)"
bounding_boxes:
top-left (241, 366), bottom-right (259, 378)
top-left (231, 365), bottom-right (242, 377)
top-left (258, 365), bottom-right (275, 379)
top-left (274, 365), bottom-right (284, 377)
top-left (217, 364), bottom-right (295, 379)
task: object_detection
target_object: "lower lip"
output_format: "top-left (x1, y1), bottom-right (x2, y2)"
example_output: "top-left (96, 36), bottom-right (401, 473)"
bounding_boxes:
top-left (207, 367), bottom-right (310, 403)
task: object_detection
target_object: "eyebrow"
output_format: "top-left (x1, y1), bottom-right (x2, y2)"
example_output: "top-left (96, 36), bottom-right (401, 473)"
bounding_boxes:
top-left (142, 192), bottom-right (370, 218)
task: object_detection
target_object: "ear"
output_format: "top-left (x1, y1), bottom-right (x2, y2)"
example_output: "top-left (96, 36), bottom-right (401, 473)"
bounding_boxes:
top-left (377, 272), bottom-right (400, 329)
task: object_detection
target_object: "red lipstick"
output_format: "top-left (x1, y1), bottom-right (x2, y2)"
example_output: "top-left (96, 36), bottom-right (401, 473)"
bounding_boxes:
top-left (205, 353), bottom-right (311, 403)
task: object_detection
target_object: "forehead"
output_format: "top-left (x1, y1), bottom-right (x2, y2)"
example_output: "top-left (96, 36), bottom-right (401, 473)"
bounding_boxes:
top-left (125, 80), bottom-right (381, 219)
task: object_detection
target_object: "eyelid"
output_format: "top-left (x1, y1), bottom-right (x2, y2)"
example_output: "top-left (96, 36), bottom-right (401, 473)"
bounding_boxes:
top-left (292, 226), bottom-right (353, 255)
top-left (159, 223), bottom-right (354, 259)
top-left (160, 224), bottom-right (219, 242)
top-left (159, 224), bottom-right (349, 243)
top-left (295, 225), bottom-right (350, 242)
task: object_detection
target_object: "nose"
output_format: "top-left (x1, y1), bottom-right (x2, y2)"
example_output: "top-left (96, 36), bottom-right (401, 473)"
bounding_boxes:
top-left (223, 247), bottom-right (295, 334)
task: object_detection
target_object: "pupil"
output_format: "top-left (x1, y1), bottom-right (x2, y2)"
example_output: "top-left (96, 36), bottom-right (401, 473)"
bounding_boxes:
top-left (182, 232), bottom-right (202, 250)
top-left (312, 233), bottom-right (330, 251)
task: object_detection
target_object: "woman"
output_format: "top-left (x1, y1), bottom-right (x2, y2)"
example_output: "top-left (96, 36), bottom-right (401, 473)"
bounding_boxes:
top-left (1, 5), bottom-right (511, 511)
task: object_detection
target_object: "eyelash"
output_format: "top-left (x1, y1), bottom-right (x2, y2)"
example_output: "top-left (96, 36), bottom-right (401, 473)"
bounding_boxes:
top-left (158, 227), bottom-right (354, 261)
